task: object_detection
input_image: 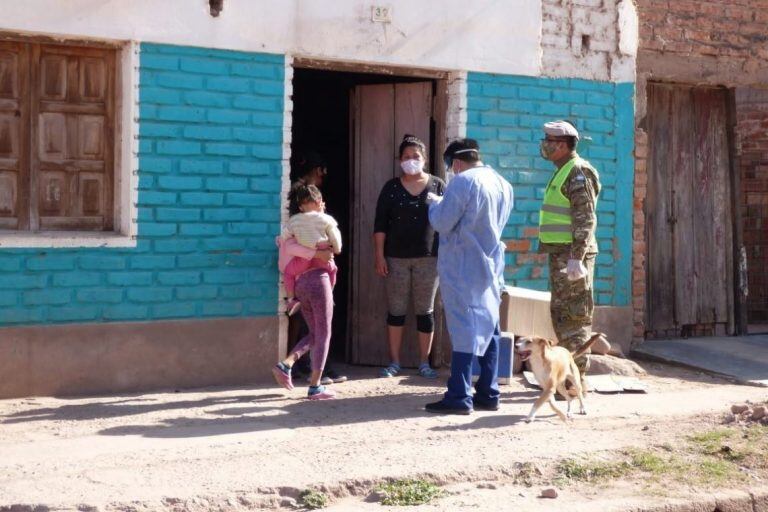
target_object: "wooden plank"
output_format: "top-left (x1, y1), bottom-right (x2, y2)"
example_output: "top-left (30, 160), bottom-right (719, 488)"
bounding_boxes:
top-left (0, 41), bottom-right (30, 230)
top-left (0, 217), bottom-right (17, 229)
top-left (703, 89), bottom-right (732, 324)
top-left (645, 83), bottom-right (676, 331)
top-left (37, 101), bottom-right (106, 115)
top-left (0, 31), bottom-right (122, 50)
top-left (671, 85), bottom-right (697, 326)
top-left (29, 43), bottom-right (40, 231)
top-left (293, 57), bottom-right (449, 79)
top-left (351, 84), bottom-right (395, 366)
top-left (691, 88), bottom-right (717, 324)
top-left (39, 215), bottom-right (105, 230)
top-left (725, 89), bottom-right (745, 335)
top-left (431, 79), bottom-right (449, 365)
top-left (38, 160), bottom-right (106, 172)
top-left (102, 50), bottom-right (115, 230)
top-left (394, 81), bottom-right (434, 368)
top-left (394, 82), bottom-right (432, 153)
top-left (692, 88), bottom-right (733, 325)
top-left (716, 89), bottom-right (734, 329)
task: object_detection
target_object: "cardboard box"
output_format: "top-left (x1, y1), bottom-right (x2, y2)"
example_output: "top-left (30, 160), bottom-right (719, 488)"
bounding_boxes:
top-left (500, 286), bottom-right (557, 340)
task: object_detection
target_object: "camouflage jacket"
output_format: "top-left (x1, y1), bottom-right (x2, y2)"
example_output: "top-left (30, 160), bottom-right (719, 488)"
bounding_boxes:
top-left (538, 155), bottom-right (601, 259)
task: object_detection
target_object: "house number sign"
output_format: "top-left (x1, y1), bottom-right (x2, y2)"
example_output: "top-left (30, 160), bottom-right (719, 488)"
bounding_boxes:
top-left (371, 5), bottom-right (392, 23)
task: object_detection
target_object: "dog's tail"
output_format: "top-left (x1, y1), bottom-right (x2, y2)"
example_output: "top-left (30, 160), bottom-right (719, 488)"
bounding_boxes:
top-left (572, 332), bottom-right (605, 359)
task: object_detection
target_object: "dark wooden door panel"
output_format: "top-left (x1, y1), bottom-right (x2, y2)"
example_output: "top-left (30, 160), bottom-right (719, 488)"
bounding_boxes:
top-left (646, 83), bottom-right (734, 334)
top-left (352, 84), bottom-right (395, 366)
top-left (33, 44), bottom-right (114, 231)
top-left (0, 41), bottom-right (30, 230)
top-left (692, 88), bottom-right (732, 324)
top-left (646, 84), bottom-right (676, 330)
top-left (671, 86), bottom-right (697, 325)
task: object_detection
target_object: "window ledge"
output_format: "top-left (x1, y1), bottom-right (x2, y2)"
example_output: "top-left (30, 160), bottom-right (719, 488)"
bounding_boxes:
top-left (0, 232), bottom-right (137, 249)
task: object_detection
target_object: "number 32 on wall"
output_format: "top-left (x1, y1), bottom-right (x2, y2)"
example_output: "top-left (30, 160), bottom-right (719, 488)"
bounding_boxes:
top-left (371, 5), bottom-right (392, 23)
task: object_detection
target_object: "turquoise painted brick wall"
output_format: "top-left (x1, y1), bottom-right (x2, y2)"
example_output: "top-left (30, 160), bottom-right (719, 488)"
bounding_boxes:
top-left (467, 73), bottom-right (634, 306)
top-left (0, 43), bottom-right (284, 326)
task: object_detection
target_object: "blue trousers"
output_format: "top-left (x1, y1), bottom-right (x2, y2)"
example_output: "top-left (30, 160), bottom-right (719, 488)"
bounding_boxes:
top-left (442, 324), bottom-right (500, 410)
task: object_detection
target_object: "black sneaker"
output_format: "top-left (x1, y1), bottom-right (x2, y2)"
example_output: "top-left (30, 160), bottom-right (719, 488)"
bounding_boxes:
top-left (472, 393), bottom-right (499, 411)
top-left (324, 369), bottom-right (348, 383)
top-left (473, 400), bottom-right (499, 411)
top-left (425, 400), bottom-right (473, 415)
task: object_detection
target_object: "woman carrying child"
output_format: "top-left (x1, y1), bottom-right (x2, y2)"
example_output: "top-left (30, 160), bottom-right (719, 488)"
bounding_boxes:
top-left (273, 184), bottom-right (341, 400)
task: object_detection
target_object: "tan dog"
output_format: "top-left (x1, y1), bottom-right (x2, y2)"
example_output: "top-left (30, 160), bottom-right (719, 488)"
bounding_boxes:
top-left (515, 333), bottom-right (602, 423)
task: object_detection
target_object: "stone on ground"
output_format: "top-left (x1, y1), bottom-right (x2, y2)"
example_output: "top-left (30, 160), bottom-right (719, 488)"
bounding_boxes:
top-left (587, 354), bottom-right (647, 377)
top-left (731, 404), bottom-right (750, 414)
top-left (540, 488), bottom-right (558, 499)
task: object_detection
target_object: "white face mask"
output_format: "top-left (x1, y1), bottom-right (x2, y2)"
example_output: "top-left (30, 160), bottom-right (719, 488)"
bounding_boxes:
top-left (445, 170), bottom-right (455, 183)
top-left (400, 159), bottom-right (424, 175)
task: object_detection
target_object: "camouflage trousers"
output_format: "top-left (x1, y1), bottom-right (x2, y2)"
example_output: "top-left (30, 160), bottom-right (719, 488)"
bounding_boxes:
top-left (548, 252), bottom-right (596, 378)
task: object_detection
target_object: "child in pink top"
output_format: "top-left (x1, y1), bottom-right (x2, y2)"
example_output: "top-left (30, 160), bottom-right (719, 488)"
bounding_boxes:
top-left (279, 185), bottom-right (341, 315)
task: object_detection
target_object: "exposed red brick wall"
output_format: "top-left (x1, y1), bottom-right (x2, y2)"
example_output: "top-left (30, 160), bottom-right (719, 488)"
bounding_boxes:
top-left (634, 0), bottom-right (768, 340)
top-left (736, 88), bottom-right (768, 323)
top-left (638, 0), bottom-right (768, 67)
top-left (632, 128), bottom-right (647, 345)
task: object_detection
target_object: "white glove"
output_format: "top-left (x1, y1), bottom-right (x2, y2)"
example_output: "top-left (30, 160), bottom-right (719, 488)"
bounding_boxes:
top-left (425, 192), bottom-right (442, 205)
top-left (564, 258), bottom-right (588, 281)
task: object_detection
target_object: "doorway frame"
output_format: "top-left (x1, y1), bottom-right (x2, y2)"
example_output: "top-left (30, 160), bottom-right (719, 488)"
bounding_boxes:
top-left (278, 56), bottom-right (467, 365)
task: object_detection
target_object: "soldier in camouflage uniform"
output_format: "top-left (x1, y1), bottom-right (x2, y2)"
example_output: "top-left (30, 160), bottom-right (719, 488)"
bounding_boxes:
top-left (537, 121), bottom-right (601, 382)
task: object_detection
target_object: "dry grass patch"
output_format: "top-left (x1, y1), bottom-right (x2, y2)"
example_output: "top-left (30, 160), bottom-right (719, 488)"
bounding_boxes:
top-left (553, 424), bottom-right (768, 492)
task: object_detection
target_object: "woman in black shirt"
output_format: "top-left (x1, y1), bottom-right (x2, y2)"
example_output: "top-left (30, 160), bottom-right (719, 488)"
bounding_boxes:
top-left (374, 135), bottom-right (445, 378)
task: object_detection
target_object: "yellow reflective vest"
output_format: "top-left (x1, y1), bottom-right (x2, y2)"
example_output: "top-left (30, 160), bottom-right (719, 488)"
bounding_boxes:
top-left (538, 157), bottom-right (580, 244)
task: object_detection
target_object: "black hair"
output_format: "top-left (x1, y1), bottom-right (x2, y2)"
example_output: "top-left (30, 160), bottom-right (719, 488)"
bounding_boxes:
top-left (444, 138), bottom-right (480, 163)
top-left (288, 183), bottom-right (322, 215)
top-left (398, 134), bottom-right (427, 159)
top-left (289, 150), bottom-right (326, 183)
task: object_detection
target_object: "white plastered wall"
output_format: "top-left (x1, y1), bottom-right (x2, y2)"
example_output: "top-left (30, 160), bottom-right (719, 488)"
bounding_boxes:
top-left (2, 0), bottom-right (542, 77)
top-left (541, 0), bottom-right (638, 83)
top-left (277, 55), bottom-right (294, 360)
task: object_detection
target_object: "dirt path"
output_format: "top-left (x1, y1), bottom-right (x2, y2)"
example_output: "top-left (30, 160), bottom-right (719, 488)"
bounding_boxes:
top-left (1, 362), bottom-right (766, 511)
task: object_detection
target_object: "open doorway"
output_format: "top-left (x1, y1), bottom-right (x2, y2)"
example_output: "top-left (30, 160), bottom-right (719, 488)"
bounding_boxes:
top-left (290, 64), bottom-right (449, 368)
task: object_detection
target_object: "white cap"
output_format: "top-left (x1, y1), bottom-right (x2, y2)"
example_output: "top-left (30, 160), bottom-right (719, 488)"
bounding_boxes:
top-left (543, 120), bottom-right (580, 140)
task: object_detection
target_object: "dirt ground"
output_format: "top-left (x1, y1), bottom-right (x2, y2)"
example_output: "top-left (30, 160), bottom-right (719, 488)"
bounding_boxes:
top-left (1, 361), bottom-right (767, 511)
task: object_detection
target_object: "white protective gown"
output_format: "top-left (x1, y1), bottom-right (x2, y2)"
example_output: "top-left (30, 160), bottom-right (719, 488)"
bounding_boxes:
top-left (428, 165), bottom-right (514, 356)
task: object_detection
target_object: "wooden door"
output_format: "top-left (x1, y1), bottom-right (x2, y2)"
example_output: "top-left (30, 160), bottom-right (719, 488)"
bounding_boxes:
top-left (0, 42), bottom-right (30, 230)
top-left (33, 44), bottom-right (115, 231)
top-left (646, 83), bottom-right (734, 335)
top-left (350, 81), bottom-right (436, 366)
